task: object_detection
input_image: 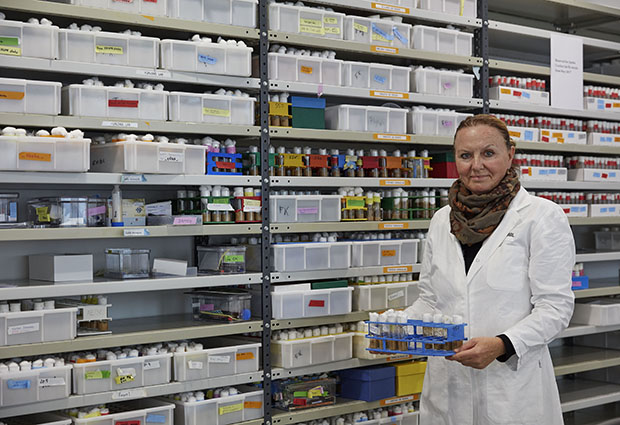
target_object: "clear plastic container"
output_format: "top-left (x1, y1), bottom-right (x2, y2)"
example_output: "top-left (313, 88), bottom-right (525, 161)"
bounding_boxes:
top-left (273, 377), bottom-right (336, 411)
top-left (27, 197), bottom-right (107, 228)
top-left (197, 245), bottom-right (246, 274)
top-left (104, 248), bottom-right (151, 279)
top-left (0, 194), bottom-right (18, 223)
top-left (187, 289), bottom-right (252, 322)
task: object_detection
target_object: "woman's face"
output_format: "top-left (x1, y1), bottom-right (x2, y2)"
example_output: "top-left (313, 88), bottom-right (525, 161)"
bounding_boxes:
top-left (454, 125), bottom-right (515, 195)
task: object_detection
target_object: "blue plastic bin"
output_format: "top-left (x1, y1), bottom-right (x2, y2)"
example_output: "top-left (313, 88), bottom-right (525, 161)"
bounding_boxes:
top-left (339, 366), bottom-right (395, 401)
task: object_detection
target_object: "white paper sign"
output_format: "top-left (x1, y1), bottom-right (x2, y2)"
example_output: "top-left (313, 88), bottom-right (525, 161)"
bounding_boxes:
top-left (208, 355), bottom-right (231, 363)
top-left (8, 322), bottom-right (39, 335)
top-left (143, 360), bottom-right (160, 370)
top-left (188, 361), bottom-right (203, 370)
top-left (550, 33), bottom-right (583, 110)
top-left (112, 388), bottom-right (146, 400)
top-left (39, 377), bottom-right (66, 387)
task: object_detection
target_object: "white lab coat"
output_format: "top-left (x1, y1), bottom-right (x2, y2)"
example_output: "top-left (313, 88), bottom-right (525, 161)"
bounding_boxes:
top-left (408, 186), bottom-right (575, 425)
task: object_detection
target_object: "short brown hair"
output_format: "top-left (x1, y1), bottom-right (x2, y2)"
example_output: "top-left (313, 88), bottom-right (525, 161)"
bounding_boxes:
top-left (454, 114), bottom-right (515, 151)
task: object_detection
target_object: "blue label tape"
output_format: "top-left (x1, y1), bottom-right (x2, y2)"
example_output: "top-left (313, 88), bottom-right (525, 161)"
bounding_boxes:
top-left (548, 169), bottom-right (557, 174)
top-left (611, 207), bottom-right (617, 213)
top-left (146, 414), bottom-right (167, 423)
top-left (580, 206), bottom-right (587, 212)
top-left (372, 23), bottom-right (394, 41)
top-left (392, 27), bottom-right (408, 44)
top-left (594, 172), bottom-right (601, 178)
top-left (611, 172), bottom-right (617, 178)
top-left (374, 75), bottom-right (387, 84)
top-left (522, 92), bottom-right (531, 99)
top-left (602, 208), bottom-right (608, 213)
top-left (7, 380), bottom-right (30, 390)
top-left (198, 54), bottom-right (217, 65)
top-left (539, 169), bottom-right (548, 175)
top-left (568, 133), bottom-right (575, 138)
top-left (524, 130), bottom-right (534, 141)
top-left (9, 202), bottom-right (16, 220)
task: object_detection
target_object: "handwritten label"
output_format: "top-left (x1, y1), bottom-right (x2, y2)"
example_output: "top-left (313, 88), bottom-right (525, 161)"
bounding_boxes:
top-left (208, 355), bottom-right (231, 363)
top-left (116, 421), bottom-right (140, 425)
top-left (7, 380), bottom-right (30, 390)
top-left (159, 150), bottom-right (184, 163)
top-left (85, 370), bottom-right (111, 380)
top-left (114, 374), bottom-right (135, 385)
top-left (379, 179), bottom-right (410, 186)
top-left (388, 290), bottom-right (405, 301)
top-left (188, 361), bottom-right (203, 370)
top-left (324, 27), bottom-right (340, 35)
top-left (384, 265), bottom-right (413, 273)
top-left (236, 352), bottom-right (255, 361)
top-left (223, 254), bottom-right (244, 263)
top-left (297, 207), bottom-right (319, 215)
top-left (393, 27), bottom-right (408, 45)
top-left (372, 23), bottom-right (394, 42)
top-left (244, 401), bottom-right (262, 409)
top-left (353, 22), bottom-right (368, 33)
top-left (135, 69), bottom-right (171, 78)
top-left (0, 46), bottom-right (21, 56)
top-left (382, 249), bottom-right (397, 257)
top-left (143, 360), bottom-right (161, 370)
top-left (0, 37), bottom-right (19, 46)
top-left (39, 377), bottom-right (66, 387)
top-left (109, 99), bottom-right (139, 108)
top-left (324, 17), bottom-right (338, 24)
top-left (96, 45), bottom-right (124, 54)
top-left (101, 121), bottom-right (138, 128)
top-left (300, 66), bottom-right (313, 74)
top-left (370, 90), bottom-right (409, 99)
top-left (173, 216), bottom-right (198, 225)
top-left (300, 25), bottom-right (325, 35)
top-left (373, 134), bottom-right (411, 141)
top-left (0, 90), bottom-right (25, 100)
top-left (282, 153), bottom-right (305, 167)
top-left (19, 152), bottom-right (51, 162)
top-left (203, 107), bottom-right (230, 117)
top-left (219, 403), bottom-right (244, 415)
top-left (374, 75), bottom-right (387, 84)
top-left (300, 18), bottom-right (323, 27)
top-left (123, 228), bottom-right (150, 237)
top-left (7, 322), bottom-right (39, 335)
top-left (198, 54), bottom-right (218, 64)
top-left (372, 2), bottom-right (409, 13)
top-left (121, 174), bottom-right (147, 182)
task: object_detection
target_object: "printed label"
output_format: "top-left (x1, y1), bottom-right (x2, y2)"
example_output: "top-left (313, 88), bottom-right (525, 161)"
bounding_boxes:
top-left (509, 131), bottom-right (521, 138)
top-left (300, 66), bottom-right (313, 74)
top-left (381, 394), bottom-right (417, 406)
top-left (382, 249), bottom-right (397, 257)
top-left (236, 352), bottom-right (255, 361)
top-left (188, 361), bottom-right (203, 370)
top-left (379, 222), bottom-right (409, 229)
top-left (371, 45), bottom-right (399, 54)
top-left (324, 27), bottom-right (340, 34)
top-left (323, 17), bottom-right (338, 24)
top-left (208, 355), bottom-right (231, 363)
top-left (109, 99), bottom-right (139, 108)
top-left (173, 216), bottom-right (199, 225)
top-left (282, 153), bottom-right (305, 167)
top-left (101, 121), bottom-right (138, 128)
top-left (203, 107), bottom-right (230, 117)
top-left (370, 90), bottom-right (409, 99)
top-left (19, 152), bottom-right (51, 162)
top-left (96, 45), bottom-right (124, 54)
top-left (383, 265), bottom-right (413, 273)
top-left (388, 290), bottom-right (405, 301)
top-left (198, 54), bottom-right (218, 64)
top-left (353, 22), bottom-right (368, 33)
top-left (379, 179), bottom-right (411, 186)
top-left (0, 37), bottom-right (19, 46)
top-left (135, 69), bottom-right (171, 78)
top-left (0, 46), bottom-right (21, 56)
top-left (143, 360), bottom-right (161, 370)
top-left (0, 90), bottom-right (24, 100)
top-left (159, 150), bottom-right (184, 163)
top-left (123, 228), bottom-right (150, 237)
top-left (500, 88), bottom-right (511, 94)
top-left (346, 198), bottom-right (365, 208)
top-left (7, 380), bottom-right (30, 390)
top-left (223, 254), bottom-right (244, 263)
top-left (146, 415), bottom-right (167, 424)
top-left (85, 370), bottom-right (111, 380)
top-left (372, 2), bottom-right (409, 13)
top-left (308, 299), bottom-right (325, 307)
top-left (244, 401), bottom-right (262, 409)
top-left (7, 322), bottom-right (39, 335)
top-left (300, 25), bottom-right (325, 35)
top-left (39, 377), bottom-right (66, 387)
top-left (373, 134), bottom-right (411, 141)
top-left (219, 403), bottom-right (244, 415)
top-left (121, 174), bottom-right (147, 182)
top-left (297, 207), bottom-right (319, 215)
top-left (114, 374), bottom-right (135, 385)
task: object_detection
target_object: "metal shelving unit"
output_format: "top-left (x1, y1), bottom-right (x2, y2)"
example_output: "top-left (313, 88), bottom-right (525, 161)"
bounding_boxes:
top-left (271, 311), bottom-right (372, 330)
top-left (270, 221), bottom-right (431, 233)
top-left (560, 378), bottom-right (620, 413)
top-left (270, 127), bottom-right (453, 144)
top-left (271, 265), bottom-right (421, 283)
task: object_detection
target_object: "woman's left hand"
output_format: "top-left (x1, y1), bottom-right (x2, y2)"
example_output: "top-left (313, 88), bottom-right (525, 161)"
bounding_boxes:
top-left (446, 337), bottom-right (506, 369)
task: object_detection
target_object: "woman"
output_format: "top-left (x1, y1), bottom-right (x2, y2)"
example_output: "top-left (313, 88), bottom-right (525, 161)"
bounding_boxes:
top-left (407, 114), bottom-right (575, 425)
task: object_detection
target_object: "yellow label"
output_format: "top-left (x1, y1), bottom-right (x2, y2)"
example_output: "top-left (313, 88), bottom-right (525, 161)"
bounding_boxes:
top-left (557, 137), bottom-right (564, 143)
top-left (500, 88), bottom-right (511, 94)
top-left (300, 18), bottom-right (323, 27)
top-left (382, 249), bottom-right (396, 257)
top-left (300, 25), bottom-right (325, 35)
top-left (114, 374), bottom-right (135, 385)
top-left (300, 66), bottom-right (313, 74)
top-left (36, 206), bottom-right (50, 223)
top-left (95, 45), bottom-right (124, 54)
top-left (219, 403), bottom-right (244, 415)
top-left (615, 137), bottom-right (620, 142)
top-left (323, 17), bottom-right (338, 24)
top-left (509, 131), bottom-right (520, 138)
top-left (141, 15), bottom-right (155, 21)
top-left (282, 153), bottom-right (305, 167)
top-left (244, 401), bottom-right (262, 409)
top-left (379, 222), bottom-right (409, 230)
top-left (84, 412), bottom-right (101, 419)
top-left (613, 103), bottom-right (620, 108)
top-left (203, 107), bottom-right (230, 117)
top-left (541, 130), bottom-right (550, 136)
top-left (19, 152), bottom-right (51, 162)
top-left (308, 386), bottom-right (324, 398)
top-left (269, 101), bottom-right (289, 116)
top-left (373, 134), bottom-right (411, 141)
top-left (0, 90), bottom-right (25, 100)
top-left (460, 0), bottom-right (465, 15)
top-left (527, 167), bottom-right (532, 176)
top-left (384, 265), bottom-right (413, 273)
top-left (380, 179), bottom-right (410, 186)
top-left (370, 90), bottom-right (409, 99)
top-left (353, 22), bottom-right (368, 33)
top-left (323, 26), bottom-right (341, 35)
top-left (372, 32), bottom-right (390, 42)
top-left (0, 46), bottom-right (21, 56)
top-left (552, 132), bottom-right (563, 138)
top-left (372, 2), bottom-right (409, 13)
top-left (236, 351), bottom-right (255, 361)
top-left (371, 45), bottom-right (398, 54)
top-left (244, 199), bottom-right (261, 207)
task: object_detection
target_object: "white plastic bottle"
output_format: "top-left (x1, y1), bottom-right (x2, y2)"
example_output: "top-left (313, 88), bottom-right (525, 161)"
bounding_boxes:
top-left (111, 185), bottom-right (123, 227)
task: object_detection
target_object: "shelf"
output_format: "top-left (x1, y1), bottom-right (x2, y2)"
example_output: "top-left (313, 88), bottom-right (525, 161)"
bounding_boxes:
top-left (0, 172), bottom-right (261, 186)
top-left (271, 311), bottom-right (372, 330)
top-left (0, 224), bottom-right (260, 242)
top-left (574, 280), bottom-right (620, 299)
top-left (269, 31), bottom-right (482, 68)
top-left (272, 355), bottom-right (417, 380)
top-left (0, 371), bottom-right (263, 418)
top-left (552, 345), bottom-right (620, 376)
top-left (515, 142), bottom-right (620, 155)
top-left (270, 221), bottom-right (431, 233)
top-left (301, 0), bottom-right (481, 27)
top-left (270, 127), bottom-right (454, 145)
top-left (0, 113), bottom-right (261, 136)
top-left (1, 0), bottom-right (260, 39)
top-left (0, 314), bottom-right (263, 358)
top-left (0, 56), bottom-right (260, 90)
top-left (569, 217), bottom-right (620, 226)
top-left (272, 396), bottom-right (420, 424)
top-left (560, 378), bottom-right (620, 413)
top-left (560, 323), bottom-right (620, 339)
top-left (576, 252), bottom-right (620, 262)
top-left (270, 176), bottom-right (453, 188)
top-left (490, 100), bottom-right (620, 121)
top-left (0, 273), bottom-right (263, 301)
top-left (522, 181), bottom-right (620, 190)
top-left (271, 265), bottom-right (421, 283)
top-left (269, 81), bottom-right (482, 108)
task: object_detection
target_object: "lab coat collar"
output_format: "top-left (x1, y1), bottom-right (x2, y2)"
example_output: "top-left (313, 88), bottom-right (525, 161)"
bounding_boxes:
top-left (465, 186), bottom-right (531, 283)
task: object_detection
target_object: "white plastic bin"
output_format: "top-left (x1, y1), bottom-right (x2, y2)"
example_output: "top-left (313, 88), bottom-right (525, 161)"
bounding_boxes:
top-left (351, 240), bottom-right (404, 267)
top-left (161, 39), bottom-right (252, 77)
top-left (412, 25), bottom-right (472, 56)
top-left (269, 3), bottom-right (345, 39)
top-left (0, 308), bottom-right (77, 347)
top-left (572, 298), bottom-right (620, 325)
top-left (173, 342), bottom-right (260, 382)
top-left (90, 140), bottom-right (206, 174)
top-left (271, 287), bottom-right (352, 319)
top-left (400, 239), bottom-right (419, 264)
top-left (72, 353), bottom-right (172, 394)
top-left (411, 68), bottom-right (473, 98)
top-left (325, 105), bottom-right (408, 134)
top-left (167, 0), bottom-right (257, 27)
top-left (62, 84), bottom-right (168, 120)
top-left (70, 399), bottom-right (175, 425)
top-left (344, 16), bottom-right (411, 49)
top-left (268, 53), bottom-right (343, 86)
top-left (408, 108), bottom-right (471, 136)
top-left (419, 0), bottom-right (477, 18)
top-left (59, 29), bottom-right (159, 67)
top-left (352, 282), bottom-right (412, 311)
top-left (62, 0), bottom-right (167, 16)
top-left (168, 92), bottom-right (255, 125)
top-left (270, 195), bottom-right (342, 223)
top-left (342, 61), bottom-right (411, 92)
top-left (0, 365), bottom-right (72, 407)
top-left (0, 135), bottom-right (90, 172)
top-left (272, 242), bottom-right (351, 272)
top-left (0, 77), bottom-right (61, 115)
top-left (0, 413), bottom-right (71, 425)
top-left (0, 19), bottom-right (59, 59)
top-left (272, 243), bottom-right (306, 271)
top-left (329, 242), bottom-right (352, 269)
top-left (171, 388), bottom-right (263, 425)
top-left (271, 333), bottom-right (353, 368)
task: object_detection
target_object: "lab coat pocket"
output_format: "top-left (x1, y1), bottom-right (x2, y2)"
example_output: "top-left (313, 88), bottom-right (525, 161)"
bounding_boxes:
top-left (485, 353), bottom-right (544, 424)
top-left (485, 241), bottom-right (527, 292)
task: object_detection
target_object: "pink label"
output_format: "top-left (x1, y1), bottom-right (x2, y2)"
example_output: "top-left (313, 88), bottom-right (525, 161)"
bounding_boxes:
top-left (225, 146), bottom-right (236, 154)
top-left (87, 205), bottom-right (106, 216)
top-left (173, 216), bottom-right (198, 225)
top-left (443, 83), bottom-right (452, 89)
top-left (297, 207), bottom-right (318, 215)
top-left (200, 303), bottom-right (214, 311)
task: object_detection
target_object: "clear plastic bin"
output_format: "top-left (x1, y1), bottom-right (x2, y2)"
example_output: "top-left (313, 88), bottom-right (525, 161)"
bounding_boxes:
top-left (325, 105), bottom-right (408, 134)
top-left (104, 248), bottom-right (151, 279)
top-left (59, 29), bottom-right (159, 67)
top-left (161, 39), bottom-right (253, 77)
top-left (0, 194), bottom-right (18, 223)
top-left (52, 0), bottom-right (167, 15)
top-left (0, 77), bottom-right (61, 115)
top-left (68, 399), bottom-right (175, 425)
top-left (0, 135), bottom-right (90, 172)
top-left (407, 109), bottom-right (472, 136)
top-left (188, 289), bottom-right (252, 322)
top-left (0, 413), bottom-right (71, 425)
top-left (269, 3), bottom-right (345, 40)
top-left (273, 377), bottom-right (336, 411)
top-left (171, 388), bottom-right (263, 425)
top-left (0, 365), bottom-right (72, 407)
top-left (0, 19), bottom-right (59, 59)
top-left (272, 333), bottom-right (353, 368)
top-left (173, 341), bottom-right (260, 381)
top-left (270, 195), bottom-right (341, 223)
top-left (28, 198), bottom-right (107, 228)
top-left (595, 231), bottom-right (620, 251)
top-left (168, 92), bottom-right (255, 125)
top-left (412, 68), bottom-right (474, 98)
top-left (0, 308), bottom-right (77, 346)
top-left (271, 287), bottom-right (353, 319)
top-left (342, 61), bottom-right (411, 92)
top-left (343, 16), bottom-right (412, 49)
top-left (197, 245), bottom-right (246, 274)
top-left (412, 25), bottom-right (473, 56)
top-left (167, 0), bottom-right (257, 27)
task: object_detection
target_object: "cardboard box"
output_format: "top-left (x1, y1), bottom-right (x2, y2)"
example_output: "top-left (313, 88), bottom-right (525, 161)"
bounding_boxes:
top-left (29, 254), bottom-right (93, 282)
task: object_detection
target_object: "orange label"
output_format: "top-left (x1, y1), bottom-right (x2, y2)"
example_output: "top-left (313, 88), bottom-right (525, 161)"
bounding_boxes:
top-left (500, 88), bottom-right (511, 94)
top-left (382, 249), bottom-right (396, 257)
top-left (371, 2), bottom-right (409, 13)
top-left (379, 222), bottom-right (409, 230)
top-left (380, 394), bottom-right (418, 406)
top-left (19, 152), bottom-right (51, 162)
top-left (385, 156), bottom-right (403, 169)
top-left (387, 354), bottom-right (414, 361)
top-left (541, 130), bottom-right (550, 136)
top-left (244, 401), bottom-right (262, 409)
top-left (141, 15), bottom-right (155, 21)
top-left (383, 265), bottom-right (413, 273)
top-left (380, 179), bottom-right (410, 186)
top-left (615, 137), bottom-right (620, 143)
top-left (236, 352), bottom-right (255, 361)
top-left (0, 90), bottom-right (25, 100)
top-left (509, 131), bottom-right (521, 138)
top-left (613, 103), bottom-right (620, 108)
top-left (373, 134), bottom-right (411, 141)
top-left (300, 66), bottom-right (313, 74)
top-left (370, 90), bottom-right (409, 99)
top-left (557, 137), bottom-right (564, 144)
top-left (552, 132), bottom-right (563, 138)
top-left (371, 45), bottom-right (399, 55)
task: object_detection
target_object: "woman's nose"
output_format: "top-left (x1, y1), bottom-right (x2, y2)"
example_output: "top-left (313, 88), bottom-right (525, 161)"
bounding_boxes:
top-left (472, 155), bottom-right (484, 169)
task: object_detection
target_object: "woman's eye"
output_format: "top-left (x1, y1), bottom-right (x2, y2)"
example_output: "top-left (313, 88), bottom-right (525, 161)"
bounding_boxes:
top-left (484, 150), bottom-right (494, 157)
top-left (460, 153), bottom-right (470, 159)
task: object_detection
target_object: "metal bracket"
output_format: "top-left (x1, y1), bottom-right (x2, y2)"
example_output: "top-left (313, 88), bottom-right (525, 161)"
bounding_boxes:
top-left (474, 0), bottom-right (490, 114)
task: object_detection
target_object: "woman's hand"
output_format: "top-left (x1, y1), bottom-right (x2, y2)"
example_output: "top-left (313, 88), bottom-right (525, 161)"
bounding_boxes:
top-left (446, 337), bottom-right (506, 369)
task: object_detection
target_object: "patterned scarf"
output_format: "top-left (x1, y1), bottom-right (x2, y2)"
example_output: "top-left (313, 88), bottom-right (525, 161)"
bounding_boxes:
top-left (449, 167), bottom-right (521, 246)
